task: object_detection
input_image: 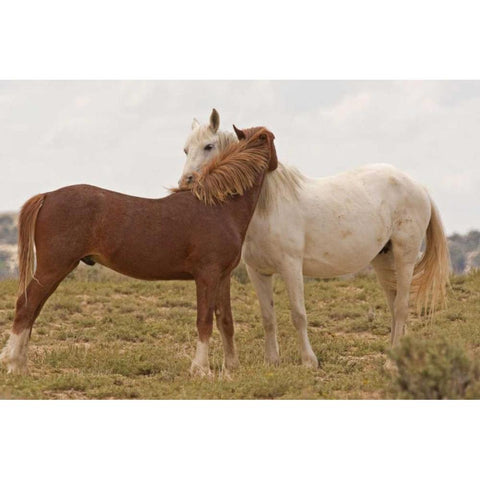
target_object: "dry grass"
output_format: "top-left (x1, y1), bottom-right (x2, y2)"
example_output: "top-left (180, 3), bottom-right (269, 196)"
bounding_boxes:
top-left (1, 265), bottom-right (480, 399)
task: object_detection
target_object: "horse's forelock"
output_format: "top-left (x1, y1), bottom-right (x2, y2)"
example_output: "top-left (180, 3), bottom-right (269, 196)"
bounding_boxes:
top-left (186, 124), bottom-right (213, 147)
top-left (187, 124), bottom-right (236, 150)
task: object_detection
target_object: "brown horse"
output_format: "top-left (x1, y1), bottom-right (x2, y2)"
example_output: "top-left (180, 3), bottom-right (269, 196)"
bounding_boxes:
top-left (0, 126), bottom-right (278, 376)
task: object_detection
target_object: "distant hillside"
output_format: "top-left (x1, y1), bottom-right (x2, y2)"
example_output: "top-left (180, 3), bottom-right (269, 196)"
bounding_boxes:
top-left (0, 212), bottom-right (478, 277)
top-left (0, 213), bottom-right (17, 245)
top-left (0, 213), bottom-right (18, 279)
top-left (448, 231), bottom-right (480, 274)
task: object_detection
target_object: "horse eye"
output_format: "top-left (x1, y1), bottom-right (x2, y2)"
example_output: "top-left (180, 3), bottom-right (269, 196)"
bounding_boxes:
top-left (204, 144), bottom-right (214, 151)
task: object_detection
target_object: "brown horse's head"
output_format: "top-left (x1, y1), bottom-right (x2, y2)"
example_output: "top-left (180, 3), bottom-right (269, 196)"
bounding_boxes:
top-left (233, 125), bottom-right (278, 172)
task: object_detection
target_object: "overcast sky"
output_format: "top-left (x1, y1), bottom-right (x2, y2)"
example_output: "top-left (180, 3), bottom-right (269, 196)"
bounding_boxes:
top-left (0, 80), bottom-right (479, 235)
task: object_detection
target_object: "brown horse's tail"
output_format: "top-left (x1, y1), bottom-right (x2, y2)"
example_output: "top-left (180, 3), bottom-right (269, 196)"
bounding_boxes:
top-left (411, 198), bottom-right (450, 318)
top-left (17, 194), bottom-right (46, 298)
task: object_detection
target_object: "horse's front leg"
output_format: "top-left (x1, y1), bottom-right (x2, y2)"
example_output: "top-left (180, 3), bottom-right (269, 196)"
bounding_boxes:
top-left (280, 259), bottom-right (318, 368)
top-left (215, 275), bottom-right (239, 372)
top-left (246, 264), bottom-right (280, 365)
top-left (191, 273), bottom-right (219, 376)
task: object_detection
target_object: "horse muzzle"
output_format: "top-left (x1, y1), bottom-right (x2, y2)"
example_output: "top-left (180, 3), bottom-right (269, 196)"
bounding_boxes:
top-left (178, 174), bottom-right (195, 188)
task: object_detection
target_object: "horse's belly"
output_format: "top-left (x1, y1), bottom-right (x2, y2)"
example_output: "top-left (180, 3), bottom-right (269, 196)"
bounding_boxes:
top-left (96, 252), bottom-right (193, 281)
top-left (302, 248), bottom-right (375, 277)
top-left (302, 223), bottom-right (391, 277)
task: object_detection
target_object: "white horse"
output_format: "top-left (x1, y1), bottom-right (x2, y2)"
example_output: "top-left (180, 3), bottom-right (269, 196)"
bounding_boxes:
top-left (180, 109), bottom-right (450, 368)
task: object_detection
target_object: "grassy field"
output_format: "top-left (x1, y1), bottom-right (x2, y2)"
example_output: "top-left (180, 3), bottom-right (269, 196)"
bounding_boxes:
top-left (1, 265), bottom-right (480, 399)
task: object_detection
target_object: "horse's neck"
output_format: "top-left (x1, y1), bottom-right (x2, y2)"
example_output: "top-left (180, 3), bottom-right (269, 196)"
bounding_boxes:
top-left (255, 162), bottom-right (305, 215)
top-left (221, 133), bottom-right (304, 217)
top-left (225, 170), bottom-right (269, 236)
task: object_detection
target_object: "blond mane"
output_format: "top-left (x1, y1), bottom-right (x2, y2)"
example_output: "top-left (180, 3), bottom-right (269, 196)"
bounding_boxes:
top-left (257, 163), bottom-right (305, 214)
top-left (212, 131), bottom-right (305, 213)
top-left (176, 131), bottom-right (271, 205)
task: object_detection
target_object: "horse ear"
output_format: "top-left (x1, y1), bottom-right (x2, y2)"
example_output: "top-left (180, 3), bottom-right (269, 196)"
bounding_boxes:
top-left (233, 124), bottom-right (246, 140)
top-left (192, 118), bottom-right (200, 130)
top-left (209, 108), bottom-right (220, 132)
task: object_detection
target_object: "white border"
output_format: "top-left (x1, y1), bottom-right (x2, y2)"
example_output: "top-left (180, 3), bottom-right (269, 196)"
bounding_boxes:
top-left (1, 0), bottom-right (480, 478)
top-left (1, 0), bottom-right (480, 79)
top-left (0, 400), bottom-right (478, 479)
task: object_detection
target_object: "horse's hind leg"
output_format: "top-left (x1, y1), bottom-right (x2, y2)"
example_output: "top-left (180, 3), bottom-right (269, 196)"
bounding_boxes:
top-left (371, 242), bottom-right (418, 348)
top-left (389, 257), bottom-right (416, 347)
top-left (246, 264), bottom-right (280, 365)
top-left (370, 249), bottom-right (396, 328)
top-left (389, 232), bottom-right (424, 347)
top-left (281, 259), bottom-right (318, 368)
top-left (0, 262), bottom-right (78, 373)
top-left (214, 276), bottom-right (239, 372)
top-left (371, 249), bottom-right (400, 372)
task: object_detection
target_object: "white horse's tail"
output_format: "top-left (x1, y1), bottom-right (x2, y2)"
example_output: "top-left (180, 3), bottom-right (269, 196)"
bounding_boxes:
top-left (411, 198), bottom-right (450, 317)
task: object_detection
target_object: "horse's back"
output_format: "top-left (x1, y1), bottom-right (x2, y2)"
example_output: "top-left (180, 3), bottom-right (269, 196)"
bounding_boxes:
top-left (348, 163), bottom-right (431, 226)
top-left (302, 163), bottom-right (430, 225)
top-left (308, 163), bottom-right (427, 204)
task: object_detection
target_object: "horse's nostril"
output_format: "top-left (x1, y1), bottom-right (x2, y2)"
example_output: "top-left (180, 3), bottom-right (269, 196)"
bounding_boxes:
top-left (187, 175), bottom-right (194, 183)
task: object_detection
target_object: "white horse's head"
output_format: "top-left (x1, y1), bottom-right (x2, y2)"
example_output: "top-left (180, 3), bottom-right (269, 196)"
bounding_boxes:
top-left (179, 108), bottom-right (237, 187)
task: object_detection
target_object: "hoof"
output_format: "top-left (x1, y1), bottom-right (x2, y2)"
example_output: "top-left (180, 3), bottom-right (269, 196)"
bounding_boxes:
top-left (224, 356), bottom-right (240, 371)
top-left (302, 354), bottom-right (319, 369)
top-left (1, 330), bottom-right (30, 374)
top-left (190, 362), bottom-right (212, 377)
top-left (221, 357), bottom-right (240, 380)
top-left (219, 369), bottom-right (234, 381)
top-left (265, 354), bottom-right (281, 367)
top-left (0, 351), bottom-right (27, 374)
top-left (6, 363), bottom-right (28, 375)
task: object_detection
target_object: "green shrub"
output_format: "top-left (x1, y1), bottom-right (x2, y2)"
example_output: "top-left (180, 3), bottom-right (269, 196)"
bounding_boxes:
top-left (390, 336), bottom-right (480, 399)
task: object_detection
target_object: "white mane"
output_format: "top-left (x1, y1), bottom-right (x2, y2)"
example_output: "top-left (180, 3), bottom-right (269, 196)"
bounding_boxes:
top-left (257, 163), bottom-right (305, 214)
top-left (217, 133), bottom-right (305, 214)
